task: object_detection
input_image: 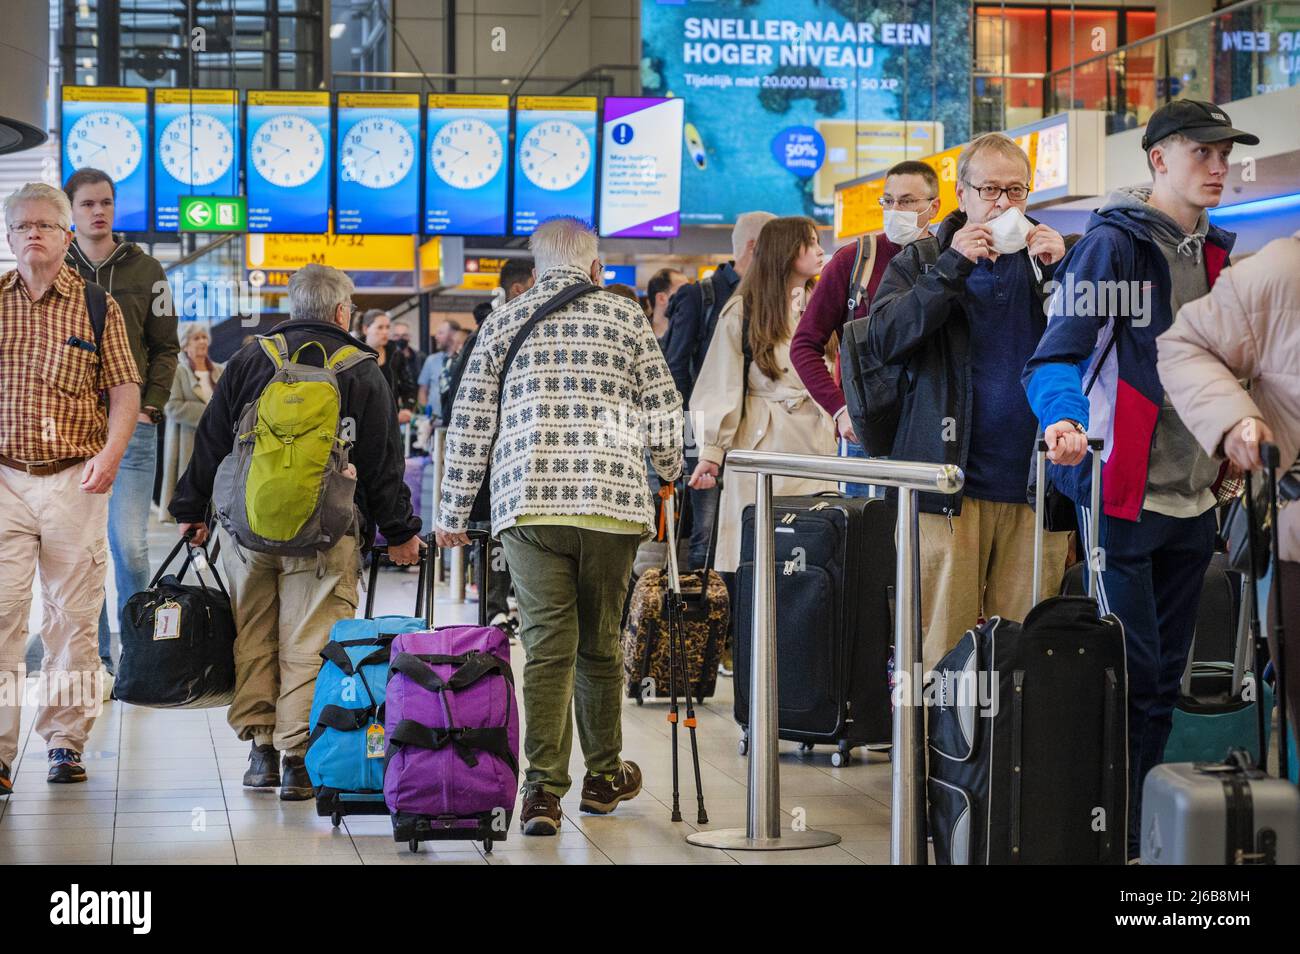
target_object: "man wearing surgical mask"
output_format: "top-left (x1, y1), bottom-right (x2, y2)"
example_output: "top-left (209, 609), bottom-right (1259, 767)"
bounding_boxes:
top-left (791, 162), bottom-right (939, 493)
top-left (868, 133), bottom-right (1072, 672)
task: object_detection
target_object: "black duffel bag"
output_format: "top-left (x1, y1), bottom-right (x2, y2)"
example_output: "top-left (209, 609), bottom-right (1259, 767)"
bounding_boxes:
top-left (113, 533), bottom-right (236, 708)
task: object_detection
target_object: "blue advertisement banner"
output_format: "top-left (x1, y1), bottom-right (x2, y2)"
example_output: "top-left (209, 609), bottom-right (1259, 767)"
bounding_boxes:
top-left (425, 94), bottom-right (511, 236)
top-left (246, 90), bottom-right (332, 233)
top-left (61, 87), bottom-right (149, 233)
top-left (336, 92), bottom-right (421, 235)
top-left (641, 0), bottom-right (971, 225)
top-left (153, 89), bottom-right (240, 232)
top-left (512, 96), bottom-right (599, 236)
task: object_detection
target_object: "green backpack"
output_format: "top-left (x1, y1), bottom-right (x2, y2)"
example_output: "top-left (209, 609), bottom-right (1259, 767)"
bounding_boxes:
top-left (214, 334), bottom-right (375, 557)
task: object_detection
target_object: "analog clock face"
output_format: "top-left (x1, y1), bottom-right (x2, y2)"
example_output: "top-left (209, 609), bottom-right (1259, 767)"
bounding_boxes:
top-left (66, 110), bottom-right (143, 181)
top-left (431, 118), bottom-right (503, 191)
top-left (159, 113), bottom-right (234, 186)
top-left (520, 119), bottom-right (591, 191)
top-left (341, 117), bottom-right (414, 190)
top-left (251, 113), bottom-right (325, 188)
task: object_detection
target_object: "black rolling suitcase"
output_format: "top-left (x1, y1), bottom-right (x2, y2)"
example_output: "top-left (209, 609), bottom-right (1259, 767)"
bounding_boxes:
top-left (733, 493), bottom-right (896, 766)
top-left (927, 443), bottom-right (1129, 864)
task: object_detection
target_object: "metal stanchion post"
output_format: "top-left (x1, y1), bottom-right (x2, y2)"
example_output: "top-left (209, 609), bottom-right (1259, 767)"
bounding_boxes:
top-left (890, 487), bottom-right (927, 865)
top-left (683, 448), bottom-right (962, 858)
top-left (688, 471), bottom-right (840, 851)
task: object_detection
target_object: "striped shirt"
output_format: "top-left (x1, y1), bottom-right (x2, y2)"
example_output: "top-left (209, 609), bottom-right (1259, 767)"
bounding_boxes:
top-left (0, 265), bottom-right (140, 461)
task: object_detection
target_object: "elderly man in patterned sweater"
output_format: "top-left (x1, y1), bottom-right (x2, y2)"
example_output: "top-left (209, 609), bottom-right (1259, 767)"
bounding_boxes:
top-left (436, 217), bottom-right (684, 836)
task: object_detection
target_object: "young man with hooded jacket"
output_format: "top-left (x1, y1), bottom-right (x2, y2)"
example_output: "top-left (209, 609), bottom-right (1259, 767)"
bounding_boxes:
top-left (64, 168), bottom-right (179, 683)
top-left (1022, 100), bottom-right (1259, 854)
top-left (868, 134), bottom-right (1071, 673)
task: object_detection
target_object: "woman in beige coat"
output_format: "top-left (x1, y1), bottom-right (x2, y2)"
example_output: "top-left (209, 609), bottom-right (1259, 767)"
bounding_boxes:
top-left (1158, 230), bottom-right (1300, 738)
top-left (159, 324), bottom-right (223, 519)
top-left (689, 216), bottom-right (837, 573)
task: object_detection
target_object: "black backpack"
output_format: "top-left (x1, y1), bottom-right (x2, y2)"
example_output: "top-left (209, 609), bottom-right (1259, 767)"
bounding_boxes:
top-left (839, 237), bottom-right (936, 457)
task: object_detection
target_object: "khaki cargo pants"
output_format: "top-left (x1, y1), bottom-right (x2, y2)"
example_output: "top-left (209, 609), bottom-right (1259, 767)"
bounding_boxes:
top-left (218, 529), bottom-right (360, 756)
top-left (919, 498), bottom-right (1070, 673)
top-left (0, 466), bottom-right (109, 768)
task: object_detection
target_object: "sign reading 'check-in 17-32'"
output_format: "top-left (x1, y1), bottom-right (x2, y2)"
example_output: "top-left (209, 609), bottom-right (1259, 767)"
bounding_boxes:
top-left (179, 195), bottom-right (247, 232)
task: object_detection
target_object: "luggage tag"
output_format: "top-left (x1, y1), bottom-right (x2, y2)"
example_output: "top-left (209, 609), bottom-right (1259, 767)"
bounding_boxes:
top-left (365, 723), bottom-right (385, 758)
top-left (154, 600), bottom-right (182, 640)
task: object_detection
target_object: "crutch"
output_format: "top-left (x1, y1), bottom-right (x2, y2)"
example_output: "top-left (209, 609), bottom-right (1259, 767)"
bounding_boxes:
top-left (660, 483), bottom-right (709, 825)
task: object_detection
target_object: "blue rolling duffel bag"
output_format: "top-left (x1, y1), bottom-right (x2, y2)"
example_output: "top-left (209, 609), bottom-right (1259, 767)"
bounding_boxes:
top-left (305, 536), bottom-right (434, 826)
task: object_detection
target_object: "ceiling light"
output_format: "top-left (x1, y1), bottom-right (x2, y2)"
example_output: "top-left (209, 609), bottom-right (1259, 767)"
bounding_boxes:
top-left (330, 22), bottom-right (347, 38)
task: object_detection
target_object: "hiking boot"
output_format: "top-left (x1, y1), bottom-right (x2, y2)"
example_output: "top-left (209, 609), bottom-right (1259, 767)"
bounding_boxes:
top-left (280, 755), bottom-right (313, 801)
top-left (243, 742), bottom-right (280, 788)
top-left (0, 761), bottom-right (12, 796)
top-left (519, 785), bottom-right (563, 836)
top-left (579, 760), bottom-right (642, 814)
top-left (47, 749), bottom-right (86, 784)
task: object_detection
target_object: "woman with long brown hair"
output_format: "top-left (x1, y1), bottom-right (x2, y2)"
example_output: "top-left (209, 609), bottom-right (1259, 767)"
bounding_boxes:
top-left (688, 216), bottom-right (837, 572)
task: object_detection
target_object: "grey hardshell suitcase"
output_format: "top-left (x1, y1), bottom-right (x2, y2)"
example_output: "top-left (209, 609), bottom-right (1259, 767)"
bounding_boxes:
top-left (1140, 751), bottom-right (1300, 864)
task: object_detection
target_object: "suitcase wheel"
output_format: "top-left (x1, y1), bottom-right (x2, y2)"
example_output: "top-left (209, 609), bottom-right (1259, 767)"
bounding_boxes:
top-left (797, 742), bottom-right (815, 756)
top-left (331, 812), bottom-right (342, 828)
top-left (737, 734), bottom-right (749, 756)
top-left (831, 742), bottom-right (852, 768)
top-left (408, 839), bottom-right (420, 854)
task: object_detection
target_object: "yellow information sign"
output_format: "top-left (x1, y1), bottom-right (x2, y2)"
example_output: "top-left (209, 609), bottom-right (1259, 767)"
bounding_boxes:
top-left (429, 94), bottom-right (510, 110)
top-left (338, 92), bottom-right (420, 110)
top-left (62, 86), bottom-right (147, 104)
top-left (155, 89), bottom-right (237, 106)
top-left (834, 143), bottom-right (963, 240)
top-left (246, 229), bottom-right (416, 272)
top-left (247, 90), bottom-right (330, 108)
top-left (516, 96), bottom-right (597, 112)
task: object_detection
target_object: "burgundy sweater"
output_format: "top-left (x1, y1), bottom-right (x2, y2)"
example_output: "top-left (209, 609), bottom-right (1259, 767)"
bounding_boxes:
top-left (790, 234), bottom-right (900, 419)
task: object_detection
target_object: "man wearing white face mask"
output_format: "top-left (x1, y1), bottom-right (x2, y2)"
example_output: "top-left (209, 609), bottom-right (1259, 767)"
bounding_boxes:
top-left (791, 162), bottom-right (939, 496)
top-left (868, 134), bottom-right (1072, 672)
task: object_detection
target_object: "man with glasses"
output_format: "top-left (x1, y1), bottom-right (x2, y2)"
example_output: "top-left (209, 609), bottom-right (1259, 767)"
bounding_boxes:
top-left (868, 134), bottom-right (1071, 672)
top-left (0, 183), bottom-right (141, 793)
top-left (64, 168), bottom-right (179, 691)
top-left (792, 161), bottom-right (940, 495)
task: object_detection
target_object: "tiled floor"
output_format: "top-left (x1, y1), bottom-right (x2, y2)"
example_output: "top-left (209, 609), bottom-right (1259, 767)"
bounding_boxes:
top-left (1, 520), bottom-right (897, 865)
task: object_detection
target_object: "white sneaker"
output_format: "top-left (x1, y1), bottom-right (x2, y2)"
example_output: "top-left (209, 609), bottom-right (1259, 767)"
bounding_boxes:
top-left (100, 666), bottom-right (114, 703)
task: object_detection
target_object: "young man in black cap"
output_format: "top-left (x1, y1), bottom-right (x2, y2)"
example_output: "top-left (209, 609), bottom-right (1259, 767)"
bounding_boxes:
top-left (1023, 100), bottom-right (1259, 855)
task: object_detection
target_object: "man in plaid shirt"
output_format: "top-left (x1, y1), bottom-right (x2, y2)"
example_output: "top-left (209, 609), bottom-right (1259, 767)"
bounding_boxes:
top-left (0, 183), bottom-right (140, 794)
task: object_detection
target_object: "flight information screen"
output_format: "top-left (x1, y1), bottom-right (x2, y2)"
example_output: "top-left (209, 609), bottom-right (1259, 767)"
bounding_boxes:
top-left (424, 94), bottom-right (510, 236)
top-left (512, 96), bottom-right (598, 236)
top-left (245, 90), bottom-right (331, 233)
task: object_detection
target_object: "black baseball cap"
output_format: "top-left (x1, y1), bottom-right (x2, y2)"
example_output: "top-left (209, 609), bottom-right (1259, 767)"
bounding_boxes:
top-left (1141, 99), bottom-right (1260, 150)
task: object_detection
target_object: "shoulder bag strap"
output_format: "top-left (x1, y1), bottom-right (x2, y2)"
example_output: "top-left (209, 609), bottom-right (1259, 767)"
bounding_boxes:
top-left (83, 282), bottom-right (108, 351)
top-left (845, 234), bottom-right (877, 315)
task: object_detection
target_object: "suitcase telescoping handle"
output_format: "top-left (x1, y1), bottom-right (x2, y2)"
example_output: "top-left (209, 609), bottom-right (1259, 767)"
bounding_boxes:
top-left (1033, 436), bottom-right (1105, 602)
top-left (1254, 442), bottom-right (1289, 780)
top-left (419, 528), bottom-right (492, 629)
top-left (365, 534), bottom-right (434, 623)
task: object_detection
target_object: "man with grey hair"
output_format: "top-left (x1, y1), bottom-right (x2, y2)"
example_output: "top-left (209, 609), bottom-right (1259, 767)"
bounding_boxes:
top-left (0, 182), bottom-right (140, 792)
top-left (436, 216), bottom-right (684, 835)
top-left (661, 209), bottom-right (775, 570)
top-left (171, 262), bottom-right (420, 800)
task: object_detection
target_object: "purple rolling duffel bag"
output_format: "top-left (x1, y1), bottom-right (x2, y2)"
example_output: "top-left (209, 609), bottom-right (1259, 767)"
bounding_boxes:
top-left (384, 625), bottom-right (519, 853)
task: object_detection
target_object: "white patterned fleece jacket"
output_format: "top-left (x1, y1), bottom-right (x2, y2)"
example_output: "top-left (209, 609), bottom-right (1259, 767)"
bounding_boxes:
top-left (438, 265), bottom-right (685, 536)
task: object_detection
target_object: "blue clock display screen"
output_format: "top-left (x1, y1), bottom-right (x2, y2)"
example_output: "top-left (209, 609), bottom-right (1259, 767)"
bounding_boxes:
top-left (512, 96), bottom-right (598, 236)
top-left (246, 91), bottom-right (332, 233)
top-left (153, 90), bottom-right (240, 232)
top-left (61, 87), bottom-right (150, 233)
top-left (424, 94), bottom-right (510, 236)
top-left (336, 93), bottom-right (421, 235)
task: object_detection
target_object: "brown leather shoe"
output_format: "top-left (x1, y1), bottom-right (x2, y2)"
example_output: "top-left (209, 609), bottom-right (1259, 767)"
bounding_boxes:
top-left (579, 760), bottom-right (642, 814)
top-left (519, 785), bottom-right (563, 836)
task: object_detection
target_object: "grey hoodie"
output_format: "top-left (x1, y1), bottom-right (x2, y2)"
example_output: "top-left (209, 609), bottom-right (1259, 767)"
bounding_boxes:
top-left (1097, 186), bottom-right (1219, 517)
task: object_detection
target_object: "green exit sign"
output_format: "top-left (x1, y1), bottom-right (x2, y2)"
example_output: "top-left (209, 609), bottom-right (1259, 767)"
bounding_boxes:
top-left (179, 196), bottom-right (247, 232)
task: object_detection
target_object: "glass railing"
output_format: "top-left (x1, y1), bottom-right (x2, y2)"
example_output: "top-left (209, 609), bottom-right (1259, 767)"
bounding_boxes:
top-left (973, 0), bottom-right (1300, 135)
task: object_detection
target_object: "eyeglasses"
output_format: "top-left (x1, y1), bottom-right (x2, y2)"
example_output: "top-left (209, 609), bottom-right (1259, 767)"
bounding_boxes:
top-left (879, 195), bottom-right (936, 211)
top-left (963, 182), bottom-right (1030, 202)
top-left (7, 221), bottom-right (66, 235)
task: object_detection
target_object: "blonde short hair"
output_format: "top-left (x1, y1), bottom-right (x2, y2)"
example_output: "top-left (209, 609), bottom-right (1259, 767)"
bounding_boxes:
top-left (179, 323), bottom-right (211, 349)
top-left (4, 182), bottom-right (73, 231)
top-left (956, 133), bottom-right (1032, 186)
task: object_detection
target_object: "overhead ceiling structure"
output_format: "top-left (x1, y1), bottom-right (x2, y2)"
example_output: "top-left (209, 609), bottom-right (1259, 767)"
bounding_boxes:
top-left (0, 0), bottom-right (50, 155)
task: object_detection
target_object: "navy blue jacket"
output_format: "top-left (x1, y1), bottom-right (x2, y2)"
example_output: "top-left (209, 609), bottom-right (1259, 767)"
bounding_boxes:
top-left (660, 261), bottom-right (740, 405)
